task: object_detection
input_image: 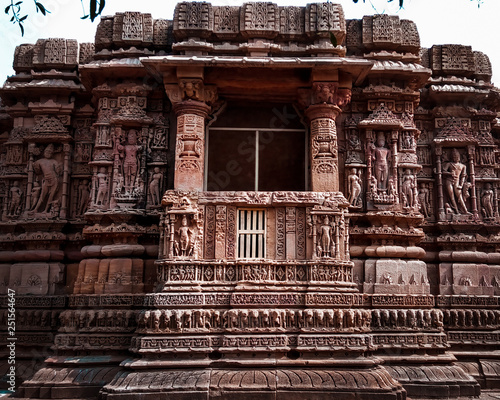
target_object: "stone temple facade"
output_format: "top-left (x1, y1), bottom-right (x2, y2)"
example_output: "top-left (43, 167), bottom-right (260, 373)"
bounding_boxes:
top-left (0, 2), bottom-right (500, 399)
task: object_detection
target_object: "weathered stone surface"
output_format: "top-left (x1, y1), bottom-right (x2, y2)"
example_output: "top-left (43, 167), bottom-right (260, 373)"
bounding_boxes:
top-left (1, 1), bottom-right (500, 399)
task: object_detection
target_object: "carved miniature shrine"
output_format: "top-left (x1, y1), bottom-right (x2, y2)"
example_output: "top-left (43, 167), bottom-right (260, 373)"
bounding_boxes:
top-left (1, 3), bottom-right (499, 399)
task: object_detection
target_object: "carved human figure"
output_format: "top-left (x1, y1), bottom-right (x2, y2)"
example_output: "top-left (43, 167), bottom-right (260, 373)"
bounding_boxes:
top-left (315, 83), bottom-right (335, 104)
top-left (115, 172), bottom-right (124, 195)
top-left (118, 129), bottom-right (141, 193)
top-left (99, 126), bottom-right (110, 146)
top-left (347, 168), bottom-right (362, 207)
top-left (418, 183), bottom-right (430, 218)
top-left (95, 167), bottom-right (108, 206)
top-left (402, 131), bottom-right (413, 150)
top-left (481, 183), bottom-right (494, 219)
top-left (77, 179), bottom-right (90, 216)
top-left (33, 144), bottom-right (62, 214)
top-left (389, 178), bottom-right (397, 199)
top-left (442, 148), bottom-right (469, 214)
top-left (348, 131), bottom-right (360, 150)
top-left (30, 181), bottom-right (41, 210)
top-left (401, 169), bottom-right (416, 208)
top-left (318, 215), bottom-right (334, 258)
top-left (8, 181), bottom-right (22, 216)
top-left (179, 80), bottom-right (200, 100)
top-left (149, 167), bottom-right (163, 206)
top-left (176, 215), bottom-right (193, 257)
top-left (371, 132), bottom-right (391, 190)
top-left (153, 127), bottom-right (166, 147)
top-left (369, 175), bottom-right (377, 194)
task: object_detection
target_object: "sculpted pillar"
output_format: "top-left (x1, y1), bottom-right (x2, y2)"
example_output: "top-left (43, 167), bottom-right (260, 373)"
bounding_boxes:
top-left (302, 83), bottom-right (351, 192)
top-left (173, 100), bottom-right (211, 191)
top-left (165, 75), bottom-right (217, 191)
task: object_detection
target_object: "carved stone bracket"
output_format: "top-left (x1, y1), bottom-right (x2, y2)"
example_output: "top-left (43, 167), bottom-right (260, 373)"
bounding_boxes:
top-left (165, 81), bottom-right (217, 107)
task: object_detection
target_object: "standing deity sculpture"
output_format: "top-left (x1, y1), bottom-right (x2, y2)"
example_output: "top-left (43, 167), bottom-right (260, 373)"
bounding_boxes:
top-left (8, 181), bottom-right (23, 217)
top-left (77, 179), bottom-right (90, 216)
top-left (149, 167), bottom-right (163, 206)
top-left (95, 167), bottom-right (109, 206)
top-left (118, 129), bottom-right (142, 194)
top-left (32, 144), bottom-right (62, 214)
top-left (371, 132), bottom-right (391, 191)
top-left (175, 215), bottom-right (193, 257)
top-left (30, 181), bottom-right (41, 211)
top-left (442, 149), bottom-right (469, 214)
top-left (317, 215), bottom-right (334, 258)
top-left (401, 169), bottom-right (417, 208)
top-left (402, 131), bottom-right (413, 150)
top-left (481, 183), bottom-right (494, 219)
top-left (418, 183), bottom-right (431, 218)
top-left (347, 168), bottom-right (362, 207)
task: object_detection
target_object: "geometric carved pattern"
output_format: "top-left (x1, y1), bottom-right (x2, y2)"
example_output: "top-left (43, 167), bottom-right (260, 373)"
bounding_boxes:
top-left (174, 1), bottom-right (213, 38)
top-left (279, 6), bottom-right (304, 38)
top-left (32, 38), bottom-right (78, 66)
top-left (240, 2), bottom-right (278, 38)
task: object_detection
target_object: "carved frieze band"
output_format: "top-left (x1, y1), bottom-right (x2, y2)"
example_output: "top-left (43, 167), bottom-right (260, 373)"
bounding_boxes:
top-left (157, 262), bottom-right (353, 284)
top-left (60, 293), bottom-right (454, 308)
top-left (54, 333), bottom-right (132, 349)
top-left (130, 332), bottom-right (447, 353)
top-left (133, 307), bottom-right (448, 334)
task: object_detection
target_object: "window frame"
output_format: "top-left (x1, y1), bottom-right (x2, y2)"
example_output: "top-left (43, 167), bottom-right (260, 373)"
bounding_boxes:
top-left (204, 126), bottom-right (309, 191)
top-left (237, 208), bottom-right (266, 259)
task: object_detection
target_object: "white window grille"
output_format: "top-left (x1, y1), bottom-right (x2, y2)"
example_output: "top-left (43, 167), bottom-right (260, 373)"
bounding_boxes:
top-left (238, 209), bottom-right (266, 259)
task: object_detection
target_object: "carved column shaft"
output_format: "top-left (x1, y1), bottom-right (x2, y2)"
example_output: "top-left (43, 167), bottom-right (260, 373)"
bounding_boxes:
top-left (334, 215), bottom-right (340, 259)
top-left (111, 126), bottom-right (125, 209)
top-left (365, 130), bottom-right (374, 195)
top-left (173, 101), bottom-right (211, 191)
top-left (168, 214), bottom-right (175, 259)
top-left (60, 143), bottom-right (71, 219)
top-left (25, 146), bottom-right (35, 211)
top-left (468, 146), bottom-right (478, 215)
top-left (285, 207), bottom-right (296, 260)
top-left (435, 146), bottom-right (445, 221)
top-left (305, 104), bottom-right (341, 192)
top-left (494, 186), bottom-right (499, 217)
top-left (391, 130), bottom-right (398, 196)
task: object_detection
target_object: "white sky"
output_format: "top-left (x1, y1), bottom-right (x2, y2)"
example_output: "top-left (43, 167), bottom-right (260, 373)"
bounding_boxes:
top-left (0, 0), bottom-right (498, 86)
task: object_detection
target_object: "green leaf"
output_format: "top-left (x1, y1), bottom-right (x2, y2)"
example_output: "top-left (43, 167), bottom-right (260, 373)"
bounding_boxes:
top-left (19, 14), bottom-right (27, 21)
top-left (5, 5), bottom-right (11, 14)
top-left (329, 32), bottom-right (337, 47)
top-left (19, 23), bottom-right (24, 36)
top-left (81, 14), bottom-right (89, 19)
top-left (15, 1), bottom-right (22, 5)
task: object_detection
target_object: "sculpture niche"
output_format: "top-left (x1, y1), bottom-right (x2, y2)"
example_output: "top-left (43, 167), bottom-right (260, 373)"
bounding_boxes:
top-left (30, 144), bottom-right (63, 217)
top-left (116, 129), bottom-right (143, 198)
top-left (442, 148), bottom-right (470, 215)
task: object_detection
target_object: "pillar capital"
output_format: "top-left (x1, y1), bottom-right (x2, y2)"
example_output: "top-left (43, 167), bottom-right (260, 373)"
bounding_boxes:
top-left (173, 99), bottom-right (211, 118)
top-left (304, 103), bottom-right (342, 122)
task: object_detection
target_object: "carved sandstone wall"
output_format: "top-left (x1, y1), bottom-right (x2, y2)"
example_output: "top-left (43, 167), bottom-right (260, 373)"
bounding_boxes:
top-left (0, 3), bottom-right (499, 400)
